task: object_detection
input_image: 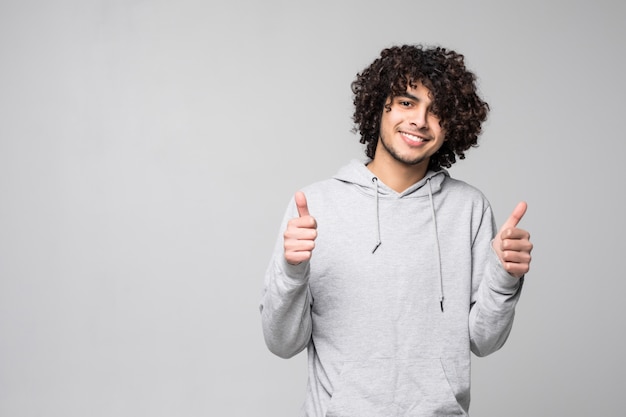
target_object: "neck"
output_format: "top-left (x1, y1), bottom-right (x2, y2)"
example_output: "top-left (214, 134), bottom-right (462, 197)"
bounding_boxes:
top-left (366, 155), bottom-right (429, 193)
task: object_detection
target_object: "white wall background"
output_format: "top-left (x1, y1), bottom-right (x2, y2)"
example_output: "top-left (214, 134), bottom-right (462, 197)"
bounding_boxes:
top-left (1, 1), bottom-right (624, 416)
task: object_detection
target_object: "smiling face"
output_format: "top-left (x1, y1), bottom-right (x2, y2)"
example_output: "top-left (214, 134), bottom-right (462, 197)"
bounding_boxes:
top-left (375, 81), bottom-right (446, 172)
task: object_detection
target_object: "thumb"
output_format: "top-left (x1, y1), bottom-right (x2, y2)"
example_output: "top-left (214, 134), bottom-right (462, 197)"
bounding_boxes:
top-left (500, 201), bottom-right (528, 230)
top-left (295, 191), bottom-right (310, 217)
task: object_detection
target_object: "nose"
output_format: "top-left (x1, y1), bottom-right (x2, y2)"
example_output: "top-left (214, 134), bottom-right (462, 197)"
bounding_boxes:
top-left (409, 106), bottom-right (428, 129)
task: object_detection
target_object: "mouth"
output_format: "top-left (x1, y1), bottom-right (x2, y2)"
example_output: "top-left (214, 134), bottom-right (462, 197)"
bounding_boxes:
top-left (400, 131), bottom-right (429, 144)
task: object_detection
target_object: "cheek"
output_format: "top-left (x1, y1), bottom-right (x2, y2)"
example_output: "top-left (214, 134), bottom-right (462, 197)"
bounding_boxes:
top-left (383, 112), bottom-right (402, 128)
top-left (379, 115), bottom-right (394, 133)
top-left (434, 119), bottom-right (445, 137)
top-left (431, 122), bottom-right (445, 140)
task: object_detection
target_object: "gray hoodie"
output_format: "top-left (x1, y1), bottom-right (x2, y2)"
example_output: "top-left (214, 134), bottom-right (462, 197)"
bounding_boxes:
top-left (260, 159), bottom-right (522, 416)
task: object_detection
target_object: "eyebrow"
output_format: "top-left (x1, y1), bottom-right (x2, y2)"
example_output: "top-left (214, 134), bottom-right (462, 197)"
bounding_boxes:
top-left (396, 91), bottom-right (436, 108)
top-left (396, 92), bottom-right (420, 102)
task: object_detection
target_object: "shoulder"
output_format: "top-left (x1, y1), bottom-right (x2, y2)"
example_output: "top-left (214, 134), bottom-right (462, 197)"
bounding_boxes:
top-left (444, 175), bottom-right (487, 198)
top-left (298, 177), bottom-right (353, 211)
top-left (441, 175), bottom-right (492, 215)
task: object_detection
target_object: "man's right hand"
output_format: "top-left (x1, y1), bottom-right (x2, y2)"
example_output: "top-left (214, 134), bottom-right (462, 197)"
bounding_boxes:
top-left (284, 191), bottom-right (318, 265)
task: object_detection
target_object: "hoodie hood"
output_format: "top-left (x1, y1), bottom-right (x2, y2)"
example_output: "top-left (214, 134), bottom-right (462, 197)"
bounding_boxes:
top-left (333, 159), bottom-right (449, 198)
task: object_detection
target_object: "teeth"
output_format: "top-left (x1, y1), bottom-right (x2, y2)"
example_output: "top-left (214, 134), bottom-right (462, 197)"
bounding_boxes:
top-left (402, 132), bottom-right (425, 142)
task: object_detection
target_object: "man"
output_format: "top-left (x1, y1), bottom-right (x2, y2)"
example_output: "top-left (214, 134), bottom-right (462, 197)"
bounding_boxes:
top-left (260, 44), bottom-right (532, 416)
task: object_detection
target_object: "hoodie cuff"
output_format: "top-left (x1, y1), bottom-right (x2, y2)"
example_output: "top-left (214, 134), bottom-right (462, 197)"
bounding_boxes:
top-left (488, 247), bottom-right (523, 295)
top-left (277, 257), bottom-right (310, 286)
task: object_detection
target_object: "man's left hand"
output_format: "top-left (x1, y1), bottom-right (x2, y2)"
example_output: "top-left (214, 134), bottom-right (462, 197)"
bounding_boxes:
top-left (493, 202), bottom-right (533, 279)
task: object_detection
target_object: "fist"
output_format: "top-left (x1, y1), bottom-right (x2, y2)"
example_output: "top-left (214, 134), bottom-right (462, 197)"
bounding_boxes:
top-left (493, 202), bottom-right (533, 279)
top-left (284, 191), bottom-right (318, 265)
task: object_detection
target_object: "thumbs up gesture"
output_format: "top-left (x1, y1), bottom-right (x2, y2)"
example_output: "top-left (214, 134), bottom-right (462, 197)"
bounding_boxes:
top-left (492, 202), bottom-right (533, 279)
top-left (284, 191), bottom-right (318, 265)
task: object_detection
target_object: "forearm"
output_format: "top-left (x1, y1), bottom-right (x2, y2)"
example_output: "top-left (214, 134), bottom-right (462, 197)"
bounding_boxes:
top-left (469, 248), bottom-right (523, 357)
top-left (260, 258), bottom-right (312, 359)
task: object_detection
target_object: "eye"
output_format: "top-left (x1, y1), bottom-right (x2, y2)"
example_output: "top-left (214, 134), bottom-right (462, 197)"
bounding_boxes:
top-left (398, 100), bottom-right (412, 107)
top-left (428, 108), bottom-right (440, 118)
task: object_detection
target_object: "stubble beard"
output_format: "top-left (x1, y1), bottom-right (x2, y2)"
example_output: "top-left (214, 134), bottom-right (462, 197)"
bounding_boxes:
top-left (379, 133), bottom-right (429, 166)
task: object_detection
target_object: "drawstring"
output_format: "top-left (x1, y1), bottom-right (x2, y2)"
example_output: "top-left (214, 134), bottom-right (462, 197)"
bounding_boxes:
top-left (372, 177), bottom-right (382, 253)
top-left (371, 175), bottom-right (444, 312)
top-left (427, 178), bottom-right (445, 313)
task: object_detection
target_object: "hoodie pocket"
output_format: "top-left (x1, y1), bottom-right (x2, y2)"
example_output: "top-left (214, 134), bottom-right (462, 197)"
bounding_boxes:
top-left (325, 358), bottom-right (467, 417)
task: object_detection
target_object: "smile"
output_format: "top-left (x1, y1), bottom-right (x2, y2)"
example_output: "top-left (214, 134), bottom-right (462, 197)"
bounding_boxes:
top-left (400, 131), bottom-right (429, 143)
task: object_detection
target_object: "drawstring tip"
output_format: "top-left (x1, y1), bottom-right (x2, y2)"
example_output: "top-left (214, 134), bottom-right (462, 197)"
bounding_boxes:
top-left (440, 299), bottom-right (444, 312)
top-left (372, 241), bottom-right (381, 254)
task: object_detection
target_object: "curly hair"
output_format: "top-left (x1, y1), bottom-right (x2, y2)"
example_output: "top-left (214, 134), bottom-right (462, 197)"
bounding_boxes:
top-left (351, 45), bottom-right (489, 170)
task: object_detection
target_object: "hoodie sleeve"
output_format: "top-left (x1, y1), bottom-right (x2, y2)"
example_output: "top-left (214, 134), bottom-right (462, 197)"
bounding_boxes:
top-left (468, 205), bottom-right (524, 357)
top-left (259, 200), bottom-right (313, 359)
